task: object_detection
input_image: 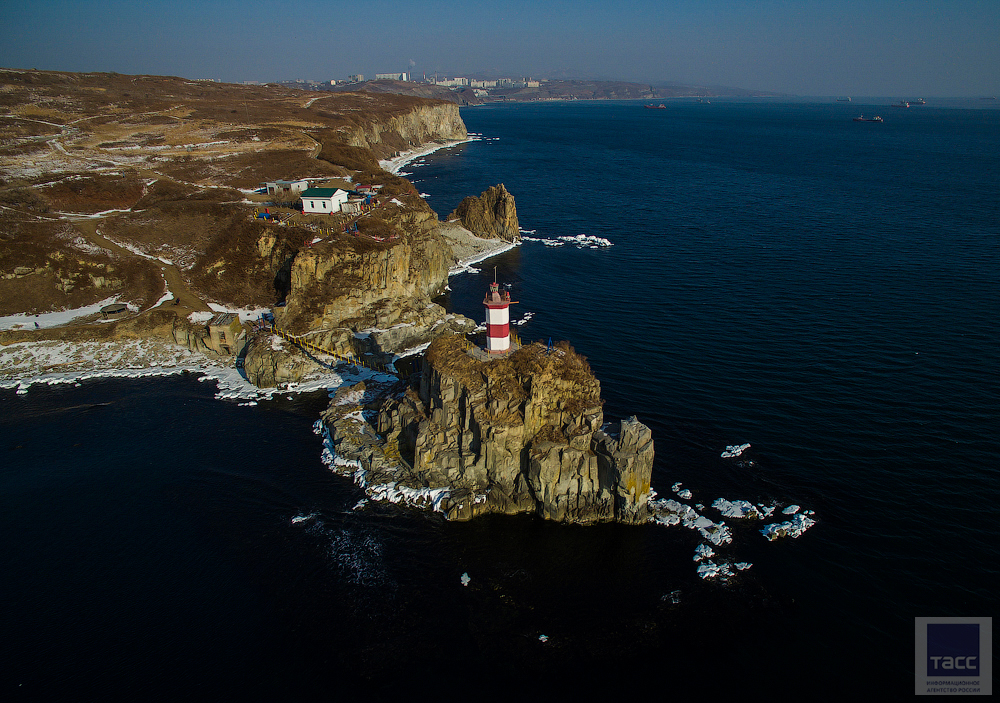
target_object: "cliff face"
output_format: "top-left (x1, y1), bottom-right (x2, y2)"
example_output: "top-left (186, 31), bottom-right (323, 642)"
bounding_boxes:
top-left (345, 102), bottom-right (468, 159)
top-left (448, 184), bottom-right (521, 242)
top-left (274, 228), bottom-right (452, 334)
top-left (322, 335), bottom-right (653, 524)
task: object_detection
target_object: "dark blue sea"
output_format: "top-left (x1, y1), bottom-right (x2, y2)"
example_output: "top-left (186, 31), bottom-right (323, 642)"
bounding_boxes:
top-left (3, 99), bottom-right (998, 700)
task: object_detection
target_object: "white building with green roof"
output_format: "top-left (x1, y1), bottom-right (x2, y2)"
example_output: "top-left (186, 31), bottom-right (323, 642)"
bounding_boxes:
top-left (301, 188), bottom-right (349, 214)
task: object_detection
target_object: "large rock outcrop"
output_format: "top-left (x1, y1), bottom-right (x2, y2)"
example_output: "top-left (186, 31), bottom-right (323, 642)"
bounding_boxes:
top-left (321, 334), bottom-right (653, 524)
top-left (344, 101), bottom-right (468, 160)
top-left (274, 228), bottom-right (453, 334)
top-left (242, 299), bottom-right (475, 388)
top-left (448, 184), bottom-right (521, 242)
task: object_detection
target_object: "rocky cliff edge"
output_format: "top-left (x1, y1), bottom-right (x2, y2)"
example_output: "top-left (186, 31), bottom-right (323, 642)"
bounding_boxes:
top-left (320, 334), bottom-right (653, 524)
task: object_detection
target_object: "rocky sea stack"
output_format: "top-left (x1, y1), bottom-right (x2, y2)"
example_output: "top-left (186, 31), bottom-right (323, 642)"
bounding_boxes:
top-left (321, 334), bottom-right (654, 524)
top-left (448, 184), bottom-right (521, 242)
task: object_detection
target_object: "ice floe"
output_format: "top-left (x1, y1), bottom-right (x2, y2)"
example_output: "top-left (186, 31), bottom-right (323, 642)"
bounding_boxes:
top-left (782, 504), bottom-right (801, 515)
top-left (521, 233), bottom-right (614, 248)
top-left (460, 572), bottom-right (471, 587)
top-left (760, 513), bottom-right (817, 541)
top-left (538, 635), bottom-right (549, 643)
top-left (693, 543), bottom-right (715, 561)
top-left (696, 560), bottom-right (734, 580)
top-left (671, 482), bottom-right (693, 500)
top-left (649, 498), bottom-right (733, 546)
top-left (712, 498), bottom-right (763, 520)
top-left (721, 443), bottom-right (751, 458)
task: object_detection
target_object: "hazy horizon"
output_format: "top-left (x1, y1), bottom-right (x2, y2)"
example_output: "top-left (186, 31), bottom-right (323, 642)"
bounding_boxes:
top-left (2, 0), bottom-right (997, 97)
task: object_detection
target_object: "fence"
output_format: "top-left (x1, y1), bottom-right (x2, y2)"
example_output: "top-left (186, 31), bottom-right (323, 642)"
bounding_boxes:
top-left (271, 324), bottom-right (396, 375)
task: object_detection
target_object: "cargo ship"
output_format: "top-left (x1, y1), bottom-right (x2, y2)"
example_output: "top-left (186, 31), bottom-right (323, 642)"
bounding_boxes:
top-left (853, 115), bottom-right (883, 122)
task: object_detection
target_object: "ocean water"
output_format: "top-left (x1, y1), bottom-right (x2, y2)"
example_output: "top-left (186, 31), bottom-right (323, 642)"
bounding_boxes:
top-left (3, 100), bottom-right (998, 700)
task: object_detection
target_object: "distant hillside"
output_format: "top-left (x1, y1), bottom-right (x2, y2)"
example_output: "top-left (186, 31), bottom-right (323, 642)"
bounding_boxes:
top-left (325, 80), bottom-right (483, 106)
top-left (310, 78), bottom-right (784, 104)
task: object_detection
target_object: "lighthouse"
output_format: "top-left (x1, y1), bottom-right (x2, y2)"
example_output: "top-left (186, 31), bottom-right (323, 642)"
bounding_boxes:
top-left (483, 277), bottom-right (517, 354)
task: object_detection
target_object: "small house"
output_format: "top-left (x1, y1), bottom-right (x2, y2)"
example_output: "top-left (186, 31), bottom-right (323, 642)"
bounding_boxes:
top-left (301, 188), bottom-right (349, 215)
top-left (100, 303), bottom-right (128, 320)
top-left (207, 312), bottom-right (242, 355)
top-left (262, 179), bottom-right (309, 199)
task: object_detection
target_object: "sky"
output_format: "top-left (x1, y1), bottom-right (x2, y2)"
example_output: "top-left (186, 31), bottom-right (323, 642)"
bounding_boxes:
top-left (2, 0), bottom-right (998, 96)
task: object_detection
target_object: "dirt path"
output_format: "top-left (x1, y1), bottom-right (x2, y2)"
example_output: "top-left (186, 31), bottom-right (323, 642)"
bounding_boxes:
top-left (71, 218), bottom-right (213, 316)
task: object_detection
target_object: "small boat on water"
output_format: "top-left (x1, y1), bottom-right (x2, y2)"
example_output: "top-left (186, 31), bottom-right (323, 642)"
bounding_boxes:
top-left (891, 100), bottom-right (910, 108)
top-left (853, 115), bottom-right (883, 122)
top-left (837, 97), bottom-right (852, 102)
top-left (644, 104), bottom-right (667, 109)
top-left (912, 98), bottom-right (926, 104)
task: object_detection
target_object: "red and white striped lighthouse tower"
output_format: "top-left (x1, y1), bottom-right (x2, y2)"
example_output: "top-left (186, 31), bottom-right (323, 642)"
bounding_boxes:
top-left (483, 275), bottom-right (517, 354)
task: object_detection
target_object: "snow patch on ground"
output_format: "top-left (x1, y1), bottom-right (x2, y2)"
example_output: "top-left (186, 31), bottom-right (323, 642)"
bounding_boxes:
top-left (206, 303), bottom-right (271, 324)
top-left (0, 296), bottom-right (124, 330)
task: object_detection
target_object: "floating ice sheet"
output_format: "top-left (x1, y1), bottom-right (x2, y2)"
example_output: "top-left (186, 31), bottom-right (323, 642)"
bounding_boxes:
top-left (721, 443), bottom-right (751, 458)
top-left (760, 513), bottom-right (817, 541)
top-left (712, 497), bottom-right (763, 519)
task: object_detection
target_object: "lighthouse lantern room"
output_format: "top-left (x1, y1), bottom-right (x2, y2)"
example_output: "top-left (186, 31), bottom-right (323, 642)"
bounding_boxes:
top-left (483, 276), bottom-right (517, 354)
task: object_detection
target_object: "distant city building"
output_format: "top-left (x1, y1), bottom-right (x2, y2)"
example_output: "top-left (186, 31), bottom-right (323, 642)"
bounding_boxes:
top-left (375, 72), bottom-right (409, 81)
top-left (470, 79), bottom-right (497, 88)
top-left (243, 81), bottom-right (262, 86)
top-left (434, 77), bottom-right (469, 87)
top-left (347, 74), bottom-right (364, 82)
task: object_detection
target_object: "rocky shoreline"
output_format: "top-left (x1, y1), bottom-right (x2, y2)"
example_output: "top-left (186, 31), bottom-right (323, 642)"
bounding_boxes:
top-left (320, 335), bottom-right (654, 524)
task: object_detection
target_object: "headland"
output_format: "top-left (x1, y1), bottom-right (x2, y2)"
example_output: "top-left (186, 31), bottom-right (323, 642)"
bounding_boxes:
top-left (0, 67), bottom-right (655, 525)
